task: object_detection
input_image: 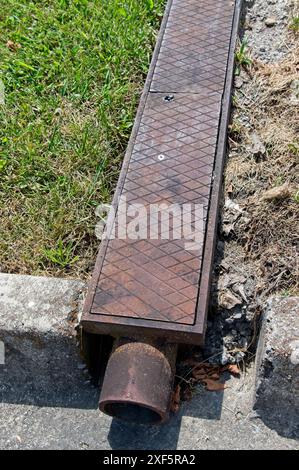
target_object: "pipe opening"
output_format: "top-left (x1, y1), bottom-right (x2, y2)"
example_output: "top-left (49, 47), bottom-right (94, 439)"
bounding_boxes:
top-left (99, 339), bottom-right (178, 424)
top-left (104, 402), bottom-right (161, 425)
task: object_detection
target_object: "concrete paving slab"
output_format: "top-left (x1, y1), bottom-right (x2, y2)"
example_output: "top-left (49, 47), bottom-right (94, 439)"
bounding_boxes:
top-left (0, 274), bottom-right (298, 449)
top-left (254, 297), bottom-right (299, 438)
top-left (0, 273), bottom-right (91, 409)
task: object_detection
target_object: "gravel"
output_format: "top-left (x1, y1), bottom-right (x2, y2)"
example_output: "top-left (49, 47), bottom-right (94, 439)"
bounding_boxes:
top-left (244, 0), bottom-right (295, 63)
top-left (204, 0), bottom-right (297, 365)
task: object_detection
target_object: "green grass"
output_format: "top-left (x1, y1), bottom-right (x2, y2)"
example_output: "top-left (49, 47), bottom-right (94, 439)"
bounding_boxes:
top-left (235, 39), bottom-right (252, 75)
top-left (289, 16), bottom-right (299, 33)
top-left (0, 0), bottom-right (165, 277)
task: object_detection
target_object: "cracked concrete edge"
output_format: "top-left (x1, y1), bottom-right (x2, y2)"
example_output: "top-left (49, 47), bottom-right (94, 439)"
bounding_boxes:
top-left (0, 273), bottom-right (86, 353)
top-left (0, 274), bottom-right (298, 448)
top-left (253, 296), bottom-right (299, 439)
top-left (255, 296), bottom-right (299, 393)
top-left (0, 273), bottom-right (99, 418)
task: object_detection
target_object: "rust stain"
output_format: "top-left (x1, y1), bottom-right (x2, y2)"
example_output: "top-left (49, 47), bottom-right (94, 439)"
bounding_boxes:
top-left (81, 0), bottom-right (241, 344)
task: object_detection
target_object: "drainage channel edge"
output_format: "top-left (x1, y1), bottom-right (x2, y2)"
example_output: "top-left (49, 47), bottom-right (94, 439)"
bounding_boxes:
top-left (81, 0), bottom-right (242, 345)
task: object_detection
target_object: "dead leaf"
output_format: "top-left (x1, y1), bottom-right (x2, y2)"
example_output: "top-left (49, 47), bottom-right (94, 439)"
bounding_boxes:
top-left (192, 370), bottom-right (207, 380)
top-left (170, 384), bottom-right (181, 413)
top-left (182, 358), bottom-right (203, 367)
top-left (221, 273), bottom-right (247, 289)
top-left (191, 364), bottom-right (222, 383)
top-left (227, 364), bottom-right (241, 376)
top-left (6, 40), bottom-right (21, 52)
top-left (235, 76), bottom-right (243, 89)
top-left (179, 358), bottom-right (241, 399)
top-left (203, 379), bottom-right (226, 391)
top-left (209, 372), bottom-right (220, 380)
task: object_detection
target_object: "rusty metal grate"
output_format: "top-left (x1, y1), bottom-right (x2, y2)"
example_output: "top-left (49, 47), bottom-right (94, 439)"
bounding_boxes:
top-left (81, 0), bottom-right (241, 344)
top-left (151, 0), bottom-right (236, 94)
top-left (92, 92), bottom-right (221, 326)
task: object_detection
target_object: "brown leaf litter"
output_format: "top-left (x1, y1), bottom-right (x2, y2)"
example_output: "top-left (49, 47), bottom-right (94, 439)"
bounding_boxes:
top-left (171, 360), bottom-right (241, 413)
top-left (6, 40), bottom-right (21, 51)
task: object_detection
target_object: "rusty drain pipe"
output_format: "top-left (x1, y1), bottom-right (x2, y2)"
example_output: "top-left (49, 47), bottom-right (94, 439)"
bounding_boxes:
top-left (99, 337), bottom-right (178, 424)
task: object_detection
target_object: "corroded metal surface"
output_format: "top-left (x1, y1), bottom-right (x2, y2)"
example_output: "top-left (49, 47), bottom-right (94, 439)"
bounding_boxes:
top-left (99, 339), bottom-right (177, 424)
top-left (81, 0), bottom-right (241, 344)
top-left (151, 0), bottom-right (236, 93)
top-left (92, 92), bottom-right (220, 326)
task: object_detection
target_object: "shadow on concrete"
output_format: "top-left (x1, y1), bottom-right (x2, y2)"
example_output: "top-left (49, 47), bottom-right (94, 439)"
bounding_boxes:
top-left (255, 405), bottom-right (299, 441)
top-left (0, 330), bottom-right (226, 449)
top-left (0, 333), bottom-right (100, 409)
top-left (253, 353), bottom-right (299, 440)
top-left (108, 386), bottom-right (225, 450)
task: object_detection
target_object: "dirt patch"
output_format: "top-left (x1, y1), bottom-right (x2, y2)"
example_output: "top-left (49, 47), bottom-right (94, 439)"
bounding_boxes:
top-left (204, 0), bottom-right (299, 365)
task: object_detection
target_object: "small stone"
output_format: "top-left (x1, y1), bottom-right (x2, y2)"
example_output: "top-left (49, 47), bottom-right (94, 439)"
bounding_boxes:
top-left (262, 182), bottom-right (290, 201)
top-left (290, 340), bottom-right (299, 365)
top-left (219, 290), bottom-right (242, 310)
top-left (235, 76), bottom-right (243, 89)
top-left (239, 338), bottom-right (248, 349)
top-left (233, 313), bottom-right (242, 320)
top-left (249, 132), bottom-right (266, 157)
top-left (265, 17), bottom-right (276, 27)
top-left (235, 352), bottom-right (245, 362)
top-left (221, 354), bottom-right (229, 365)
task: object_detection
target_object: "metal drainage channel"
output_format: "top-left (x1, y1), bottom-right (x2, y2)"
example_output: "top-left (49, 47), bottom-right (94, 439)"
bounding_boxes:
top-left (81, 0), bottom-right (242, 424)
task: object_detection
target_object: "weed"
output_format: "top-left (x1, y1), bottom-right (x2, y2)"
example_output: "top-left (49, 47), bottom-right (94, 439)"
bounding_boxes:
top-left (235, 39), bottom-right (252, 75)
top-left (229, 120), bottom-right (244, 142)
top-left (288, 142), bottom-right (299, 155)
top-left (43, 240), bottom-right (79, 268)
top-left (289, 16), bottom-right (299, 33)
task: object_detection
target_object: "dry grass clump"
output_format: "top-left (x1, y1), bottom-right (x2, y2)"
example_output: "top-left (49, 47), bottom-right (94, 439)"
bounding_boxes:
top-left (226, 46), bottom-right (299, 295)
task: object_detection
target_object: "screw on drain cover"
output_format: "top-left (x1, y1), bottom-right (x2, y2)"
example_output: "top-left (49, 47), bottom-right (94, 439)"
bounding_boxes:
top-left (164, 95), bottom-right (174, 102)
